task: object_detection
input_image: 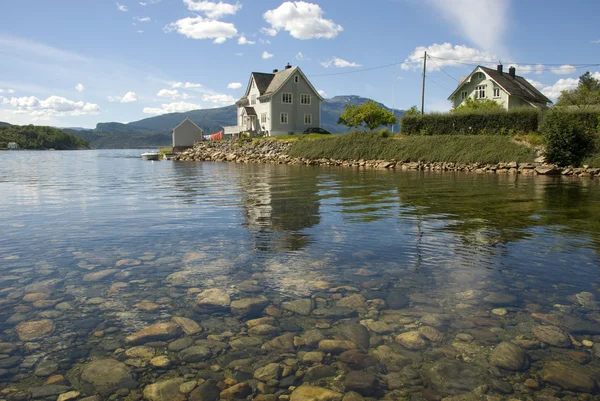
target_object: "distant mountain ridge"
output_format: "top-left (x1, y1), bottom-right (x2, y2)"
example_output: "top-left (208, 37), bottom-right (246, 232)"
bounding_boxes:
top-left (64, 95), bottom-right (404, 148)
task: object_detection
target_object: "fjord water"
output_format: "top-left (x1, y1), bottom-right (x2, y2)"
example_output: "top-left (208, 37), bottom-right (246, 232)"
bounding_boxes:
top-left (1, 149), bottom-right (600, 399)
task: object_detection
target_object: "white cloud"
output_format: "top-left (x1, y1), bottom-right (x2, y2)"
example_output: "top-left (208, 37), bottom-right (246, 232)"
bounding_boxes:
top-left (401, 43), bottom-right (496, 70)
top-left (213, 37), bottom-right (227, 44)
top-left (107, 91), bottom-right (138, 103)
top-left (7, 89), bottom-right (15, 94)
top-left (541, 78), bottom-right (578, 101)
top-left (591, 39), bottom-right (600, 44)
top-left (263, 1), bottom-right (343, 40)
top-left (238, 35), bottom-right (255, 45)
top-left (318, 89), bottom-right (327, 97)
top-left (164, 16), bottom-right (237, 43)
top-left (234, 52), bottom-right (243, 56)
top-left (227, 82), bottom-right (242, 89)
top-left (511, 64), bottom-right (545, 75)
top-left (425, 0), bottom-right (508, 52)
top-left (116, 2), bottom-right (128, 12)
top-left (320, 56), bottom-right (361, 68)
top-left (526, 78), bottom-right (545, 89)
top-left (140, 2), bottom-right (147, 5)
top-left (172, 82), bottom-right (202, 89)
top-left (183, 0), bottom-right (242, 19)
top-left (75, 83), bottom-right (85, 92)
top-left (296, 52), bottom-right (304, 60)
top-left (541, 72), bottom-right (600, 101)
top-left (202, 94), bottom-right (236, 104)
top-left (156, 89), bottom-right (192, 99)
top-left (143, 101), bottom-right (201, 115)
top-left (140, 0), bottom-right (160, 4)
top-left (551, 64), bottom-right (577, 75)
top-left (260, 27), bottom-right (277, 37)
top-left (1, 95), bottom-right (100, 118)
top-left (259, 38), bottom-right (271, 45)
top-left (137, 30), bottom-right (144, 34)
top-left (135, 16), bottom-right (151, 22)
top-left (262, 51), bottom-right (273, 59)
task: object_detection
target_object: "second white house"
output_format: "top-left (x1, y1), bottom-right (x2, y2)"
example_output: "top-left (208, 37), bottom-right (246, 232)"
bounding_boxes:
top-left (224, 64), bottom-right (323, 137)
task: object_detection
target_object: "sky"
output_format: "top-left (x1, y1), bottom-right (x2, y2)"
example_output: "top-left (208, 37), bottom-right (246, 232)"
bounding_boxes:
top-left (1, 0), bottom-right (599, 128)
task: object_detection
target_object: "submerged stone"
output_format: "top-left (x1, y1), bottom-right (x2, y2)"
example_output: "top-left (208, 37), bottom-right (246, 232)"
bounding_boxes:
top-left (143, 378), bottom-right (186, 401)
top-left (281, 298), bottom-right (315, 315)
top-left (125, 322), bottom-right (182, 345)
top-left (541, 361), bottom-right (597, 393)
top-left (15, 319), bottom-right (55, 341)
top-left (337, 323), bottom-right (370, 349)
top-left (532, 325), bottom-right (571, 348)
top-left (172, 316), bottom-right (202, 335)
top-left (489, 342), bottom-right (529, 371)
top-left (231, 296), bottom-right (269, 316)
top-left (196, 288), bottom-right (231, 309)
top-left (290, 385), bottom-right (343, 401)
top-left (396, 331), bottom-right (429, 350)
top-left (80, 359), bottom-right (136, 395)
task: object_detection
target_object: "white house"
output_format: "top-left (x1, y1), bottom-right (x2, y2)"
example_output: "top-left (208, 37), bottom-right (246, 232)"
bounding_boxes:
top-left (7, 142), bottom-right (18, 150)
top-left (172, 118), bottom-right (203, 150)
top-left (224, 64), bottom-right (323, 137)
top-left (448, 65), bottom-right (552, 110)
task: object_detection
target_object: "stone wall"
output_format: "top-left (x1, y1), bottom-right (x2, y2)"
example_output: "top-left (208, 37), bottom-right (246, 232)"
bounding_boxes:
top-left (175, 140), bottom-right (600, 178)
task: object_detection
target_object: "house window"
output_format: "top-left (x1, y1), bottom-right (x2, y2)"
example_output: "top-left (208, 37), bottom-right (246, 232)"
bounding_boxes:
top-left (300, 94), bottom-right (311, 105)
top-left (294, 75), bottom-right (299, 83)
top-left (493, 87), bottom-right (501, 98)
top-left (475, 85), bottom-right (486, 99)
top-left (251, 95), bottom-right (256, 105)
top-left (282, 93), bottom-right (293, 104)
top-left (261, 113), bottom-right (267, 124)
top-left (460, 91), bottom-right (468, 100)
top-left (304, 113), bottom-right (312, 125)
top-left (280, 112), bottom-right (288, 124)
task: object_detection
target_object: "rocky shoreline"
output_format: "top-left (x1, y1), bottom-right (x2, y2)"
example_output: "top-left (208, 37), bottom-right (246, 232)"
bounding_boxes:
top-left (175, 140), bottom-right (600, 178)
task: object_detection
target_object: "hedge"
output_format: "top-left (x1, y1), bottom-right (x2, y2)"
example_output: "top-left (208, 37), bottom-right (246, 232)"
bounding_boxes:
top-left (401, 109), bottom-right (541, 136)
top-left (539, 108), bottom-right (600, 135)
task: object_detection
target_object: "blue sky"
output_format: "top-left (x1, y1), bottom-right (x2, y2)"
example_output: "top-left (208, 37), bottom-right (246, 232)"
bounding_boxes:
top-left (1, 0), bottom-right (599, 128)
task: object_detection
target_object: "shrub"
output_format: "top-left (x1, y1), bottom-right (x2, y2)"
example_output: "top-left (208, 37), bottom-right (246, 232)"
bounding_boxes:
top-left (539, 108), bottom-right (600, 136)
top-left (542, 111), bottom-right (597, 166)
top-left (401, 108), bottom-right (540, 136)
top-left (379, 128), bottom-right (390, 138)
top-left (0, 142), bottom-right (6, 149)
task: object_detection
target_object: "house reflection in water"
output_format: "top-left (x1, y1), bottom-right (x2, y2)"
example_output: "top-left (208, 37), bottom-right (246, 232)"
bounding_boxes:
top-left (239, 164), bottom-right (321, 252)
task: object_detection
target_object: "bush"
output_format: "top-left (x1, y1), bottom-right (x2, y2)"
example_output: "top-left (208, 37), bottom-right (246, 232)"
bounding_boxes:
top-left (401, 108), bottom-right (540, 136)
top-left (379, 128), bottom-right (390, 138)
top-left (542, 110), bottom-right (597, 166)
top-left (0, 142), bottom-right (6, 149)
top-left (539, 108), bottom-right (600, 136)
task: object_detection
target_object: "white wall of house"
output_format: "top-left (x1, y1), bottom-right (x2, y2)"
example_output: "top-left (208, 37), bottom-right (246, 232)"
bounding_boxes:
top-left (239, 77), bottom-right (272, 133)
top-left (269, 72), bottom-right (321, 136)
top-left (451, 71), bottom-right (510, 110)
top-left (172, 119), bottom-right (203, 148)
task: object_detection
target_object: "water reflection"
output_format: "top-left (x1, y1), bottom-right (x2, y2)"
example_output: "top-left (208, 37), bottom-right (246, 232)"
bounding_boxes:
top-left (0, 151), bottom-right (600, 400)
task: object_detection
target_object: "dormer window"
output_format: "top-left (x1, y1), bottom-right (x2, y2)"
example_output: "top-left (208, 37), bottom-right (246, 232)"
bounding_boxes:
top-left (294, 75), bottom-right (299, 83)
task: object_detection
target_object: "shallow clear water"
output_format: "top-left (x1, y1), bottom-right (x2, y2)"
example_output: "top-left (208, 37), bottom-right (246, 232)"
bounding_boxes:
top-left (1, 150), bottom-right (599, 400)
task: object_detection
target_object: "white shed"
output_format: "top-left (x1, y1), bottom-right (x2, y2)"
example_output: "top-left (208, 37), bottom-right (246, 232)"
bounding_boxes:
top-left (7, 142), bottom-right (18, 150)
top-left (172, 119), bottom-right (203, 150)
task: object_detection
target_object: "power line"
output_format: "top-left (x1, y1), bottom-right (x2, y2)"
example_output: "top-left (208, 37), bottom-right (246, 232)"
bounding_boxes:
top-left (308, 62), bottom-right (399, 77)
top-left (427, 56), bottom-right (460, 82)
top-left (427, 55), bottom-right (600, 67)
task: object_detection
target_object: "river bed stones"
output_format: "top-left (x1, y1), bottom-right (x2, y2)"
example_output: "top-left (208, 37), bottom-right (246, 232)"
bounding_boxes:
top-left (80, 359), bottom-right (136, 395)
top-left (531, 325), bottom-right (571, 347)
top-left (172, 316), bottom-right (202, 335)
top-left (82, 268), bottom-right (118, 282)
top-left (489, 342), bottom-right (530, 371)
top-left (196, 288), bottom-right (231, 310)
top-left (337, 324), bottom-right (370, 349)
top-left (230, 296), bottom-right (269, 316)
top-left (15, 319), bottom-right (55, 341)
top-left (425, 359), bottom-right (485, 396)
top-left (541, 361), bottom-right (597, 392)
top-left (143, 378), bottom-right (187, 401)
top-left (282, 299), bottom-right (315, 315)
top-left (318, 340), bottom-right (357, 353)
top-left (125, 322), bottom-right (182, 344)
top-left (254, 363), bottom-right (282, 381)
top-left (178, 345), bottom-right (212, 362)
top-left (396, 331), bottom-right (429, 350)
top-left (344, 371), bottom-right (378, 396)
top-left (290, 385), bottom-right (343, 401)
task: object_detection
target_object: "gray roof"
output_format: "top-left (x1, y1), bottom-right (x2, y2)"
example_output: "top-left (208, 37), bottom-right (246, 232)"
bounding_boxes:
top-left (236, 66), bottom-right (323, 104)
top-left (261, 67), bottom-right (297, 96)
top-left (244, 106), bottom-right (257, 116)
top-left (252, 72), bottom-right (276, 95)
top-left (479, 66), bottom-right (552, 105)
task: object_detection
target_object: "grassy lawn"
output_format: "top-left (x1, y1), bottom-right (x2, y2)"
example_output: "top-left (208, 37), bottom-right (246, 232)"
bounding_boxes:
top-left (286, 132), bottom-right (537, 164)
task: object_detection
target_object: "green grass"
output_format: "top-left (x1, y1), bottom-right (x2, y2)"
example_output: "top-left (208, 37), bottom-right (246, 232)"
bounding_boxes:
top-left (287, 131), bottom-right (537, 164)
top-left (158, 146), bottom-right (174, 156)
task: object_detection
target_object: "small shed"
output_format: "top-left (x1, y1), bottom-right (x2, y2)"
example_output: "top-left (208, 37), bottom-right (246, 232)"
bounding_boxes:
top-left (172, 118), bottom-right (203, 151)
top-left (7, 142), bottom-right (18, 150)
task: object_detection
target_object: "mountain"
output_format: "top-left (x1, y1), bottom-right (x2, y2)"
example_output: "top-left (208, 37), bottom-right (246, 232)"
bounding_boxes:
top-left (0, 121), bottom-right (12, 127)
top-left (66, 96), bottom-right (404, 149)
top-left (0, 124), bottom-right (89, 150)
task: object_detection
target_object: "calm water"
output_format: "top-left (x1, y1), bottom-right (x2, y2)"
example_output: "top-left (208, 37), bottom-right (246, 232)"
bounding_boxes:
top-left (1, 150), bottom-right (600, 400)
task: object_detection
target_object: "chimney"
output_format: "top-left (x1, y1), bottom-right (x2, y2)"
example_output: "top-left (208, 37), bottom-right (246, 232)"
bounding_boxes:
top-left (273, 69), bottom-right (278, 73)
top-left (285, 63), bottom-right (292, 69)
top-left (497, 64), bottom-right (503, 74)
top-left (509, 66), bottom-right (516, 79)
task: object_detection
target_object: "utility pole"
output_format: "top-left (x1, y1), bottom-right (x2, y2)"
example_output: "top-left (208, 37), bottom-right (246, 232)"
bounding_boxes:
top-left (421, 51), bottom-right (427, 115)
top-left (392, 67), bottom-right (395, 133)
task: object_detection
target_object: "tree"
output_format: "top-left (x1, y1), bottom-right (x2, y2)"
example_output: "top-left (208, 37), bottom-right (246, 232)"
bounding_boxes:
top-left (452, 97), bottom-right (504, 113)
top-left (337, 100), bottom-right (398, 130)
top-left (556, 72), bottom-right (600, 108)
top-left (404, 105), bottom-right (420, 117)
